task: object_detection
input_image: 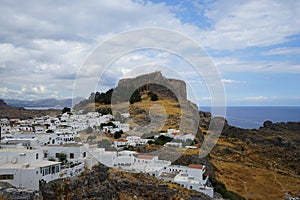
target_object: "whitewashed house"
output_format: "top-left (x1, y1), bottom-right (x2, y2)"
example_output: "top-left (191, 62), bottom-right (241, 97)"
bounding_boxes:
top-left (133, 155), bottom-right (171, 174)
top-left (0, 145), bottom-right (61, 190)
top-left (86, 148), bottom-right (117, 168)
top-left (121, 113), bottom-right (130, 118)
top-left (157, 164), bottom-right (213, 197)
top-left (112, 150), bottom-right (138, 170)
top-left (114, 139), bottom-right (129, 148)
top-left (126, 136), bottom-right (148, 147)
top-left (0, 125), bottom-right (11, 134)
top-left (41, 143), bottom-right (89, 163)
top-left (115, 123), bottom-right (130, 132)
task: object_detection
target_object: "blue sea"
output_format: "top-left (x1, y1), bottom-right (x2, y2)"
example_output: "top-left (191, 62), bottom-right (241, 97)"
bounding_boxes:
top-left (199, 106), bottom-right (300, 129)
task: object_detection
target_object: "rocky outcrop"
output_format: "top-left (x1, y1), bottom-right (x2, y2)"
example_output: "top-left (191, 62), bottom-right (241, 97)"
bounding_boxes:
top-left (114, 71), bottom-right (187, 103)
top-left (41, 164), bottom-right (212, 200)
top-left (0, 182), bottom-right (41, 200)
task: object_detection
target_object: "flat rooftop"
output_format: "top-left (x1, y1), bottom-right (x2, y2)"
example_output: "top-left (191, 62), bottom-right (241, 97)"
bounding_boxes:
top-left (0, 160), bottom-right (60, 170)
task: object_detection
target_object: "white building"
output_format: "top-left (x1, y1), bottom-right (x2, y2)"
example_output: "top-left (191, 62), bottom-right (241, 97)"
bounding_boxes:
top-left (114, 139), bottom-right (129, 148)
top-left (41, 143), bottom-right (89, 163)
top-left (86, 148), bottom-right (117, 168)
top-left (157, 164), bottom-right (213, 197)
top-left (121, 113), bottom-right (130, 118)
top-left (0, 145), bottom-right (61, 190)
top-left (126, 136), bottom-right (149, 147)
top-left (132, 155), bottom-right (171, 174)
top-left (0, 125), bottom-right (11, 134)
top-left (164, 142), bottom-right (182, 148)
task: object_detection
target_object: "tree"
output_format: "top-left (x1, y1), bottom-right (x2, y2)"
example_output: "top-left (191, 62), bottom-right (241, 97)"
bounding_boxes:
top-left (48, 157), bottom-right (56, 161)
top-left (129, 90), bottom-right (142, 104)
top-left (150, 93), bottom-right (158, 101)
top-left (87, 135), bottom-right (96, 142)
top-left (86, 126), bottom-right (93, 134)
top-left (114, 130), bottom-right (123, 139)
top-left (62, 107), bottom-right (71, 114)
top-left (154, 135), bottom-right (172, 145)
top-left (58, 153), bottom-right (67, 163)
top-left (94, 89), bottom-right (114, 104)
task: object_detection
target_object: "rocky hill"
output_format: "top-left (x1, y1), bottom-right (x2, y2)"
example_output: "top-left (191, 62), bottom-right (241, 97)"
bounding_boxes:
top-left (210, 120), bottom-right (300, 199)
top-left (0, 99), bottom-right (61, 119)
top-left (3, 97), bottom-right (84, 108)
top-left (74, 71), bottom-right (200, 134)
top-left (74, 71), bottom-right (188, 110)
top-left (0, 99), bottom-right (23, 110)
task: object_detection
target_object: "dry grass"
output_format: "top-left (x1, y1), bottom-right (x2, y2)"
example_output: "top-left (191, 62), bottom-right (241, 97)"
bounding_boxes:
top-left (131, 98), bottom-right (182, 116)
top-left (211, 160), bottom-right (300, 199)
top-left (210, 137), bottom-right (300, 199)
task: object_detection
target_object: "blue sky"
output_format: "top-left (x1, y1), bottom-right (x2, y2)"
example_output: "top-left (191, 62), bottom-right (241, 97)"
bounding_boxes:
top-left (0, 0), bottom-right (299, 106)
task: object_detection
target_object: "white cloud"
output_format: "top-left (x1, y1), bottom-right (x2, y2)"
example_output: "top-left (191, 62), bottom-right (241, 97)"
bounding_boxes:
top-left (201, 0), bottom-right (300, 50)
top-left (199, 96), bottom-right (213, 101)
top-left (222, 79), bottom-right (246, 84)
top-left (244, 96), bottom-right (277, 101)
top-left (0, 0), bottom-right (205, 99)
top-left (264, 47), bottom-right (300, 56)
top-left (0, 85), bottom-right (58, 100)
top-left (0, 0), bottom-right (299, 101)
top-left (214, 57), bottom-right (300, 73)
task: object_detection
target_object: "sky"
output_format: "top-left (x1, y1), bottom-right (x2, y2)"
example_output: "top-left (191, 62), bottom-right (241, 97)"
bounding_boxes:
top-left (0, 0), bottom-right (299, 106)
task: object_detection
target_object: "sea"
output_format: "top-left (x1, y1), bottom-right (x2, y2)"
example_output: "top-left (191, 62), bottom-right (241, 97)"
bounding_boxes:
top-left (199, 106), bottom-right (300, 129)
top-left (24, 107), bottom-right (63, 110)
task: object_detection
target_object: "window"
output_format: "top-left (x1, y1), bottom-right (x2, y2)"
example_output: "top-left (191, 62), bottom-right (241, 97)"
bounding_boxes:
top-left (0, 174), bottom-right (14, 180)
top-left (43, 167), bottom-right (49, 176)
top-left (70, 153), bottom-right (74, 159)
top-left (44, 153), bottom-right (48, 158)
top-left (83, 152), bottom-right (86, 158)
top-left (36, 153), bottom-right (39, 159)
top-left (55, 153), bottom-right (59, 158)
top-left (55, 165), bottom-right (60, 173)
